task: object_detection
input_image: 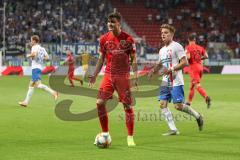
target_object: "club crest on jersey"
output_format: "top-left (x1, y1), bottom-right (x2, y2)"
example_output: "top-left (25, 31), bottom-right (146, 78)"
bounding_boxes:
top-left (120, 40), bottom-right (132, 50)
top-left (120, 40), bottom-right (126, 46)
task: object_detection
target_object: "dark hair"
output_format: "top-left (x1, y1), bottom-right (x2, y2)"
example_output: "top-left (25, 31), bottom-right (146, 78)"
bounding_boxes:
top-left (31, 35), bottom-right (40, 43)
top-left (108, 11), bottom-right (122, 22)
top-left (188, 33), bottom-right (197, 41)
top-left (160, 24), bottom-right (176, 34)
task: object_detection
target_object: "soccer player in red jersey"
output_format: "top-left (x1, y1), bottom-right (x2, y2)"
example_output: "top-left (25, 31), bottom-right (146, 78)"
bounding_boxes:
top-left (89, 12), bottom-right (138, 147)
top-left (185, 34), bottom-right (211, 108)
top-left (64, 50), bottom-right (83, 87)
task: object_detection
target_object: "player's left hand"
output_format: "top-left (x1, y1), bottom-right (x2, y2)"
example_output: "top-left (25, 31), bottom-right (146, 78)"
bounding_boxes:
top-left (132, 78), bottom-right (138, 90)
top-left (147, 69), bottom-right (154, 80)
top-left (88, 75), bottom-right (96, 88)
top-left (162, 67), bottom-right (172, 75)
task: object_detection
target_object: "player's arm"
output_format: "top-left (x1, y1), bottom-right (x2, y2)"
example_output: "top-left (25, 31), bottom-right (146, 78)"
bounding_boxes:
top-left (152, 61), bottom-right (163, 73)
top-left (164, 45), bottom-right (188, 75)
top-left (69, 60), bottom-right (74, 64)
top-left (93, 53), bottom-right (104, 77)
top-left (148, 61), bottom-right (163, 80)
top-left (201, 50), bottom-right (208, 60)
top-left (88, 53), bottom-right (105, 87)
top-left (44, 53), bottom-right (49, 60)
top-left (185, 49), bottom-right (190, 60)
top-left (130, 51), bottom-right (138, 89)
top-left (62, 58), bottom-right (69, 65)
top-left (170, 56), bottom-right (188, 71)
top-left (27, 51), bottom-right (37, 58)
top-left (161, 56), bottom-right (187, 76)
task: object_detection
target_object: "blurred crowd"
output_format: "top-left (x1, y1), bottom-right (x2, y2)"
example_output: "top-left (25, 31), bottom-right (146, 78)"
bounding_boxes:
top-left (0, 0), bottom-right (111, 47)
top-left (143, 0), bottom-right (240, 58)
top-left (0, 0), bottom-right (239, 61)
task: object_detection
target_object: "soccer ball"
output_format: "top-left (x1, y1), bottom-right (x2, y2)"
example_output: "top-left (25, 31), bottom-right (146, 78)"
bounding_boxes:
top-left (94, 133), bottom-right (112, 148)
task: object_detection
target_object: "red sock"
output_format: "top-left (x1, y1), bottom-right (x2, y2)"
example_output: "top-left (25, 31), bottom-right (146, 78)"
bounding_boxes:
top-left (68, 72), bottom-right (74, 86)
top-left (188, 83), bottom-right (195, 103)
top-left (72, 77), bottom-right (81, 81)
top-left (69, 79), bottom-right (74, 86)
top-left (97, 103), bottom-right (108, 132)
top-left (68, 76), bottom-right (74, 86)
top-left (125, 108), bottom-right (135, 136)
top-left (196, 86), bottom-right (207, 99)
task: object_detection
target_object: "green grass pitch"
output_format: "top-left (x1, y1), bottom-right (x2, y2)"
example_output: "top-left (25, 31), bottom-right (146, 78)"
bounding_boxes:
top-left (0, 74), bottom-right (240, 160)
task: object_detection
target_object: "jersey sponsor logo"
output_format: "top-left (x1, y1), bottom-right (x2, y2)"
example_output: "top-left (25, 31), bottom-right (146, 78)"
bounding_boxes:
top-left (105, 41), bottom-right (117, 51)
top-left (104, 40), bottom-right (133, 54)
top-left (193, 49), bottom-right (202, 62)
top-left (161, 49), bottom-right (172, 64)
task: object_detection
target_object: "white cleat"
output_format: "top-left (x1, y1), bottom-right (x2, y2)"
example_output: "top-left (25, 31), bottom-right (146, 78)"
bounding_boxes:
top-left (127, 136), bottom-right (136, 147)
top-left (18, 101), bottom-right (28, 107)
top-left (162, 130), bottom-right (180, 136)
top-left (53, 92), bottom-right (59, 101)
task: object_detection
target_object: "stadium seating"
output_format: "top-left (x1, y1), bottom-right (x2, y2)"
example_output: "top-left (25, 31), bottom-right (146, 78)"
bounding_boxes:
top-left (1, 0), bottom-right (110, 47)
top-left (110, 0), bottom-right (240, 52)
top-left (0, 0), bottom-right (239, 60)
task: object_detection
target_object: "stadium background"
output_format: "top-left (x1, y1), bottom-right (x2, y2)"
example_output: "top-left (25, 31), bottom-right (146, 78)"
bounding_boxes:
top-left (0, 0), bottom-right (240, 160)
top-left (0, 0), bottom-right (239, 70)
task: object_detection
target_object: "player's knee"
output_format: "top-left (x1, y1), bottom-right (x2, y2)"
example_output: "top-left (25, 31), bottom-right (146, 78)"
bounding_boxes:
top-left (34, 81), bottom-right (41, 88)
top-left (196, 83), bottom-right (201, 89)
top-left (96, 99), bottom-right (106, 106)
top-left (174, 103), bottom-right (183, 110)
top-left (190, 83), bottom-right (195, 90)
top-left (123, 103), bottom-right (132, 110)
top-left (159, 101), bottom-right (166, 109)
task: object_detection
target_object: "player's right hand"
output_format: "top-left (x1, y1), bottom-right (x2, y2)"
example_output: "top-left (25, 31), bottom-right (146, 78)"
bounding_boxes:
top-left (147, 69), bottom-right (154, 81)
top-left (88, 75), bottom-right (96, 88)
top-left (162, 67), bottom-right (172, 75)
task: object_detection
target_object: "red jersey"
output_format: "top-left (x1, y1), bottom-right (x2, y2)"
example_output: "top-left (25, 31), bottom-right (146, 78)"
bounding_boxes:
top-left (66, 54), bottom-right (74, 69)
top-left (185, 44), bottom-right (206, 66)
top-left (99, 31), bottom-right (136, 75)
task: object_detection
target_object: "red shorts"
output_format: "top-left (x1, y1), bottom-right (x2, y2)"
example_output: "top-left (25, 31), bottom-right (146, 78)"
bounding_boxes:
top-left (68, 68), bottom-right (74, 79)
top-left (189, 65), bottom-right (203, 84)
top-left (98, 74), bottom-right (132, 105)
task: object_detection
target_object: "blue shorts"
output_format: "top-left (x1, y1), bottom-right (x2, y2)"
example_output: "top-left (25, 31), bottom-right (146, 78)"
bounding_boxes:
top-left (32, 68), bottom-right (42, 82)
top-left (158, 85), bottom-right (185, 103)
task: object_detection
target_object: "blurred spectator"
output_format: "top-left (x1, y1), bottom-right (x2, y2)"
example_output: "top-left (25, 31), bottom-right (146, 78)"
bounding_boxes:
top-left (1, 0), bottom-right (240, 60)
top-left (147, 14), bottom-right (153, 23)
top-left (235, 45), bottom-right (240, 58)
top-left (216, 50), bottom-right (223, 61)
top-left (3, 0), bottom-right (111, 47)
top-left (196, 0), bottom-right (206, 11)
top-left (155, 13), bottom-right (161, 22)
top-left (168, 17), bottom-right (173, 25)
top-left (236, 32), bottom-right (240, 43)
top-left (145, 0), bottom-right (150, 8)
top-left (125, 0), bottom-right (133, 5)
